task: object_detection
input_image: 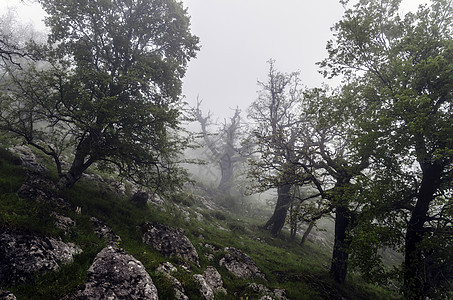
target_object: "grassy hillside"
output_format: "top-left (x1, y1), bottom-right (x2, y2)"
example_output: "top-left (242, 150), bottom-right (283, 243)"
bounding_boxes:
top-left (0, 146), bottom-right (400, 299)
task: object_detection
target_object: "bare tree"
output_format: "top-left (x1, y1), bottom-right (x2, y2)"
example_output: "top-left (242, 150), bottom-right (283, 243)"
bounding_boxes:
top-left (193, 99), bottom-right (246, 201)
top-left (247, 60), bottom-right (311, 236)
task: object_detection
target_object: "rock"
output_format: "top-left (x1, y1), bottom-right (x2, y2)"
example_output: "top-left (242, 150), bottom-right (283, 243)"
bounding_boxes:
top-left (193, 274), bottom-right (214, 300)
top-left (17, 171), bottom-right (72, 210)
top-left (157, 262), bottom-right (178, 274)
top-left (130, 191), bottom-right (149, 207)
top-left (51, 212), bottom-right (76, 234)
top-left (65, 246), bottom-right (158, 300)
top-left (8, 145), bottom-right (47, 173)
top-left (203, 266), bottom-right (226, 295)
top-left (193, 266), bottom-right (227, 300)
top-left (90, 217), bottom-right (121, 245)
top-left (0, 290), bottom-right (16, 300)
top-left (247, 283), bottom-right (289, 300)
top-left (0, 230), bottom-right (81, 285)
top-left (142, 222), bottom-right (199, 266)
top-left (157, 262), bottom-right (189, 300)
top-left (273, 288), bottom-right (289, 300)
top-left (219, 247), bottom-right (266, 280)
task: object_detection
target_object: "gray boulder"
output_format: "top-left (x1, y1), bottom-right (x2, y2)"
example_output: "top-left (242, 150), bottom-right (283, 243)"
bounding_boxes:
top-left (142, 222), bottom-right (199, 266)
top-left (203, 266), bottom-right (226, 295)
top-left (90, 217), bottom-right (121, 245)
top-left (247, 283), bottom-right (289, 300)
top-left (219, 247), bottom-right (266, 280)
top-left (157, 262), bottom-right (189, 300)
top-left (193, 274), bottom-right (214, 300)
top-left (8, 145), bottom-right (47, 173)
top-left (0, 290), bottom-right (16, 300)
top-left (0, 231), bottom-right (81, 285)
top-left (193, 266), bottom-right (227, 300)
top-left (17, 171), bottom-right (72, 210)
top-left (65, 246), bottom-right (158, 299)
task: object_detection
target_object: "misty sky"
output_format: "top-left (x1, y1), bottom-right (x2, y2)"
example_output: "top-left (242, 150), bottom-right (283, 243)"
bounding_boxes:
top-left (1, 0), bottom-right (428, 120)
top-left (181, 0), bottom-right (427, 120)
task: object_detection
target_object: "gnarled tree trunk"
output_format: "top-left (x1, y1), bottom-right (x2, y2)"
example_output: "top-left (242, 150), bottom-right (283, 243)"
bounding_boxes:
top-left (264, 184), bottom-right (292, 236)
top-left (330, 205), bottom-right (353, 284)
top-left (403, 162), bottom-right (443, 299)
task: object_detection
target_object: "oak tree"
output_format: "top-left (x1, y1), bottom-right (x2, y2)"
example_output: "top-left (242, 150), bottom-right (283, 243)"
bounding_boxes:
top-left (0, 0), bottom-right (199, 192)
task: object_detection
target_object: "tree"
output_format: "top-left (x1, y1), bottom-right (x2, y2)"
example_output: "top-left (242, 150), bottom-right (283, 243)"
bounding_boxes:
top-left (320, 0), bottom-right (453, 297)
top-left (0, 0), bottom-right (199, 192)
top-left (193, 100), bottom-right (245, 199)
top-left (300, 86), bottom-right (373, 284)
top-left (247, 59), bottom-right (310, 236)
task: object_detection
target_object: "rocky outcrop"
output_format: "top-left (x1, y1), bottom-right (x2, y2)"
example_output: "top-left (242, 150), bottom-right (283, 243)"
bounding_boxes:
top-left (247, 283), bottom-right (289, 300)
top-left (193, 274), bottom-right (214, 300)
top-left (65, 246), bottom-right (158, 300)
top-left (157, 262), bottom-right (189, 300)
top-left (90, 217), bottom-right (121, 245)
top-left (142, 222), bottom-right (199, 266)
top-left (219, 247), bottom-right (266, 280)
top-left (8, 145), bottom-right (48, 173)
top-left (0, 290), bottom-right (16, 300)
top-left (202, 266), bottom-right (226, 295)
top-left (51, 212), bottom-right (76, 235)
top-left (193, 266), bottom-right (227, 300)
top-left (17, 170), bottom-right (72, 210)
top-left (0, 230), bottom-right (81, 285)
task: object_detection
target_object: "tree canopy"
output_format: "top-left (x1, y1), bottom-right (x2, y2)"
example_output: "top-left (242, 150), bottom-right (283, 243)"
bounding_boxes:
top-left (320, 0), bottom-right (453, 297)
top-left (0, 0), bottom-right (199, 191)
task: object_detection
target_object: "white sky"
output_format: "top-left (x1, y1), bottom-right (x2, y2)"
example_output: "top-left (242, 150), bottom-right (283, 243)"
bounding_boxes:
top-left (1, 0), bottom-right (429, 120)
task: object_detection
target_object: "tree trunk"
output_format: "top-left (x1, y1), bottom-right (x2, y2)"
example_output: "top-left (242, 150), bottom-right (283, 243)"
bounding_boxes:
top-left (218, 153), bottom-right (234, 193)
top-left (330, 205), bottom-right (353, 284)
top-left (57, 137), bottom-right (94, 189)
top-left (289, 200), bottom-right (297, 241)
top-left (264, 184), bottom-right (292, 236)
top-left (403, 163), bottom-right (442, 299)
top-left (300, 221), bottom-right (315, 245)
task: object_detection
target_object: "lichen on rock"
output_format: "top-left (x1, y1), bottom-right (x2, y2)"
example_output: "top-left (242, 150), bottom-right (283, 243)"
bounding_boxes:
top-left (219, 247), bottom-right (266, 280)
top-left (64, 246), bottom-right (158, 300)
top-left (0, 230), bottom-right (81, 285)
top-left (142, 222), bottom-right (199, 266)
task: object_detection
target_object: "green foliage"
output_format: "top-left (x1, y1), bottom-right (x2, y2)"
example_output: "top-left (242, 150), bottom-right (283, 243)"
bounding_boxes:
top-left (320, 0), bottom-right (453, 297)
top-left (0, 0), bottom-right (199, 190)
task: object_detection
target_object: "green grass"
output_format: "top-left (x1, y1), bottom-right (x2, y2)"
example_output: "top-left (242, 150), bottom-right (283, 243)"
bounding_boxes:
top-left (0, 146), bottom-right (401, 299)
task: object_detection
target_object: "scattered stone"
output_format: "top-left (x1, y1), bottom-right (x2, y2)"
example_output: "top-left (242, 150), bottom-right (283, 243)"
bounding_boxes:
top-left (273, 288), bottom-right (289, 300)
top-left (157, 262), bottom-right (189, 300)
top-left (64, 246), bottom-right (158, 300)
top-left (157, 262), bottom-right (178, 274)
top-left (142, 222), bottom-right (199, 266)
top-left (206, 253), bottom-right (215, 261)
top-left (0, 230), bottom-right (81, 285)
top-left (193, 274), bottom-right (214, 300)
top-left (130, 191), bottom-right (149, 207)
top-left (219, 247), bottom-right (266, 280)
top-left (17, 171), bottom-right (72, 210)
top-left (203, 266), bottom-right (226, 295)
top-left (90, 217), bottom-right (121, 245)
top-left (51, 212), bottom-right (75, 234)
top-left (0, 289), bottom-right (16, 300)
top-left (8, 145), bottom-right (47, 173)
top-left (247, 283), bottom-right (289, 300)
